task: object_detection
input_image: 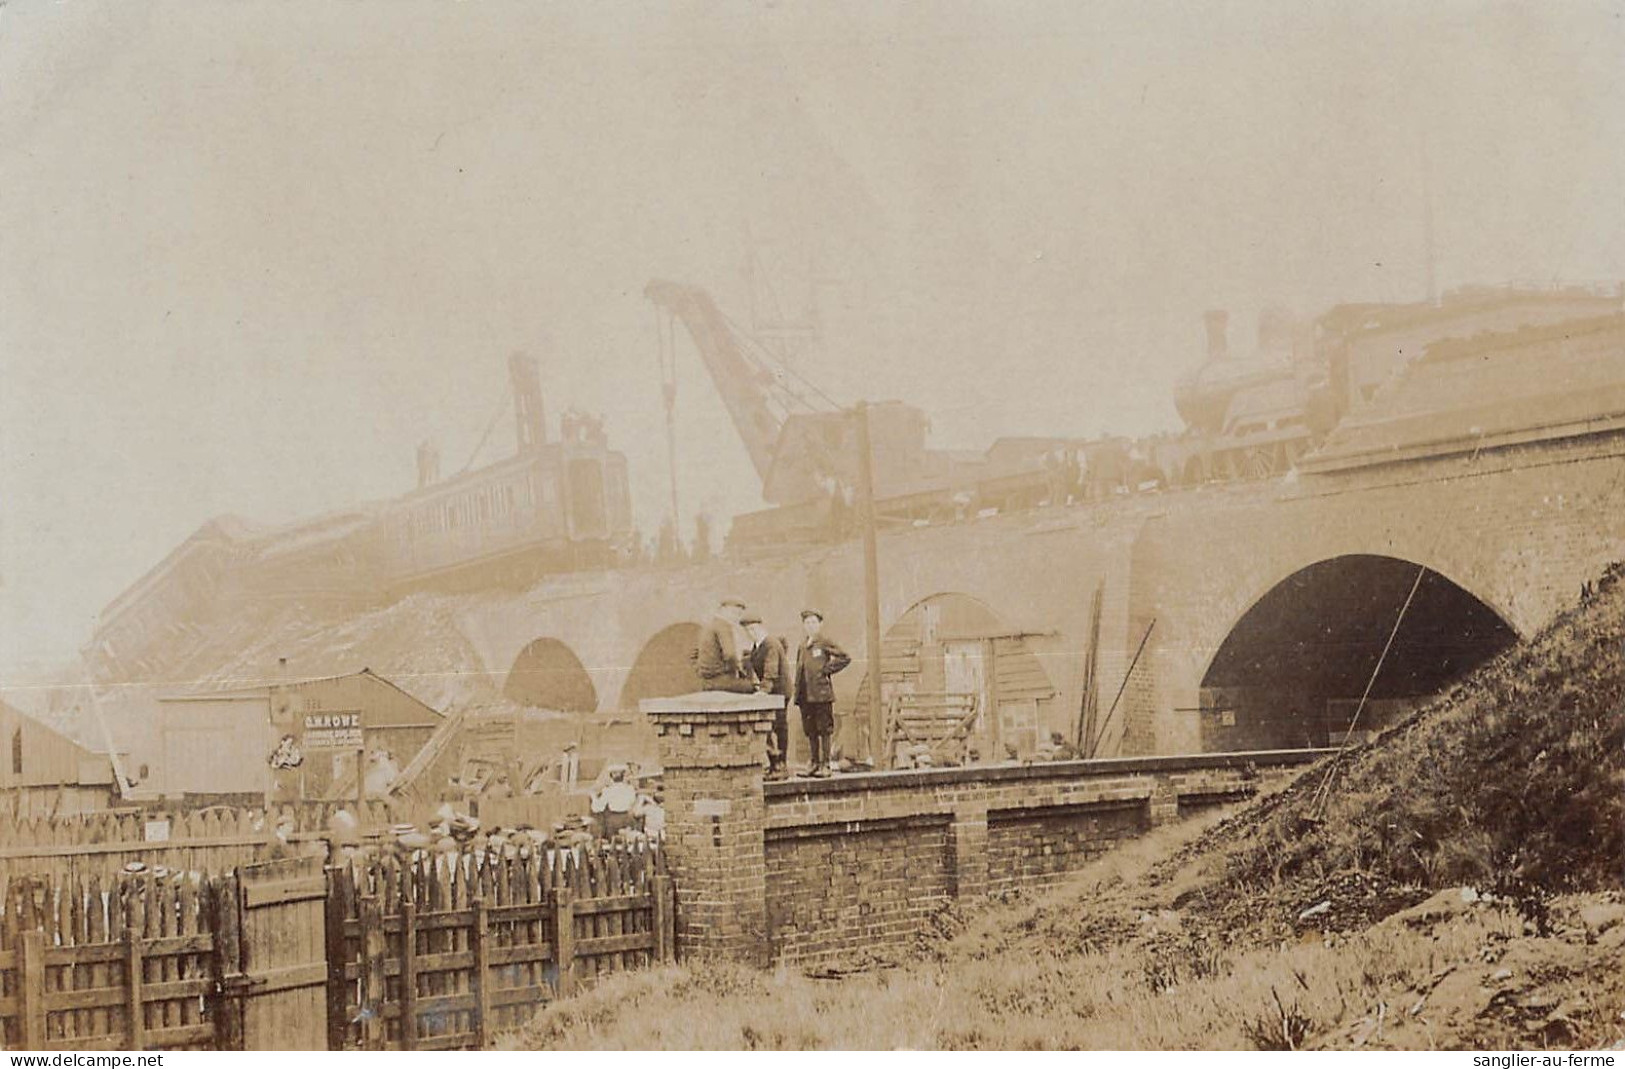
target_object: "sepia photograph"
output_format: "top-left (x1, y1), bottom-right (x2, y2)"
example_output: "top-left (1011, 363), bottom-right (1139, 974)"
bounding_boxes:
top-left (1, 0), bottom-right (1622, 1055)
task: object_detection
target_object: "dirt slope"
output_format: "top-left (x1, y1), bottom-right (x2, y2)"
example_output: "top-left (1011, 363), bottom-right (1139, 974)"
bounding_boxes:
top-left (1152, 560), bottom-right (1624, 946)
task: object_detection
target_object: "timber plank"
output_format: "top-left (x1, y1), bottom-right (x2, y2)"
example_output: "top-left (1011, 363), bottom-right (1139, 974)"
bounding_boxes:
top-left (577, 931), bottom-right (656, 956)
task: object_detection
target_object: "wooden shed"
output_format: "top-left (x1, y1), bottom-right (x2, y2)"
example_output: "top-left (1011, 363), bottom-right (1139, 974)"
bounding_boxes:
top-left (156, 669), bottom-right (444, 804)
top-left (852, 593), bottom-right (1059, 761)
top-left (0, 700), bottom-right (119, 818)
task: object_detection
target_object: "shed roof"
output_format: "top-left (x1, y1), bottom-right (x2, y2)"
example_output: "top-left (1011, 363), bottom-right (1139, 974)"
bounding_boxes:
top-left (0, 699), bottom-right (115, 787)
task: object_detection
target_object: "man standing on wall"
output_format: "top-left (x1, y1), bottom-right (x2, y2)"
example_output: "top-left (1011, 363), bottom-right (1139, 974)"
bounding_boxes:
top-left (792, 609), bottom-right (850, 778)
top-left (743, 612), bottom-right (791, 780)
top-left (693, 597), bottom-right (757, 693)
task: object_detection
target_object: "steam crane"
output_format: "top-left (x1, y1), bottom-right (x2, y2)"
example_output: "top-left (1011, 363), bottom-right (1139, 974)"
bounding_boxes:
top-left (645, 279), bottom-right (841, 506)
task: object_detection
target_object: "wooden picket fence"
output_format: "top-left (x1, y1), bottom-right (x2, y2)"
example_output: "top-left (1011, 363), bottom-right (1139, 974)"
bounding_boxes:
top-left (0, 840), bottom-right (675, 1051)
top-left (328, 842), bottom-right (674, 1051)
top-left (0, 871), bottom-right (221, 1050)
top-left (0, 803), bottom-right (404, 887)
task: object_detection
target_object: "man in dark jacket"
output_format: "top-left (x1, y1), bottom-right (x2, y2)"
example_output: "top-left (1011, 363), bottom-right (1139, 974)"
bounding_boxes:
top-left (742, 613), bottom-right (791, 780)
top-left (791, 609), bottom-right (850, 777)
top-left (692, 598), bottom-right (756, 693)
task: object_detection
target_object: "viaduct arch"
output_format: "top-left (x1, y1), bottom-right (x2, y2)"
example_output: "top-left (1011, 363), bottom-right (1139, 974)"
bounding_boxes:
top-left (1190, 554), bottom-right (1518, 751)
top-left (502, 637), bottom-right (598, 713)
top-left (453, 432), bottom-right (1625, 758)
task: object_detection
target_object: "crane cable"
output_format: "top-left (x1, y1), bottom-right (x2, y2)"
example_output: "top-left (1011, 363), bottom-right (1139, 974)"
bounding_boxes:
top-left (713, 305), bottom-right (841, 412)
top-left (1306, 562), bottom-right (1428, 820)
top-left (456, 381), bottom-right (513, 477)
top-left (656, 307), bottom-right (681, 531)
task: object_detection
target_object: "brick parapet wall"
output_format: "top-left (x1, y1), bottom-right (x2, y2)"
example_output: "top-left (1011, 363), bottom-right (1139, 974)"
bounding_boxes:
top-left (762, 749), bottom-right (1323, 826)
top-left (644, 695), bottom-right (1328, 970)
top-left (759, 749), bottom-right (1328, 965)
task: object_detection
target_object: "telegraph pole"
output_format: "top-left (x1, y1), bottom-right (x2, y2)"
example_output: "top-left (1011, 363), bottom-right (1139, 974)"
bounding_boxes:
top-left (1422, 138), bottom-right (1438, 306)
top-left (854, 401), bottom-right (884, 763)
top-left (657, 310), bottom-right (682, 539)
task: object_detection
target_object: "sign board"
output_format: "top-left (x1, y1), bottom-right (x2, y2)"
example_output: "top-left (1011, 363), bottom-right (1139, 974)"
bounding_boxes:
top-left (302, 711), bottom-right (363, 751)
top-left (144, 819), bottom-right (171, 843)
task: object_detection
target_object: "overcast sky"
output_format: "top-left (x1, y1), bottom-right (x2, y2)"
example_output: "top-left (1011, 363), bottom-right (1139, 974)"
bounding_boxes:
top-left (2, 0), bottom-right (1622, 681)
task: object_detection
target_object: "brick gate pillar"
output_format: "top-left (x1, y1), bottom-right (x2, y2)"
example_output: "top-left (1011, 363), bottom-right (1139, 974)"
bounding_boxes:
top-left (642, 692), bottom-right (780, 966)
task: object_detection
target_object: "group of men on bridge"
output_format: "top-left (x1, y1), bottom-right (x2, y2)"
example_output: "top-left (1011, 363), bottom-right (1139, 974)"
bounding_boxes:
top-left (692, 597), bottom-right (851, 779)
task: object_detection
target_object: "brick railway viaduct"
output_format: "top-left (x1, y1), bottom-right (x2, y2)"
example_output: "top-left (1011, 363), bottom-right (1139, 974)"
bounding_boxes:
top-left (465, 423), bottom-right (1625, 760)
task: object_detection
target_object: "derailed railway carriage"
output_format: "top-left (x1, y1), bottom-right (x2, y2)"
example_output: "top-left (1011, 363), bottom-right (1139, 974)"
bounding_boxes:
top-left (376, 418), bottom-right (632, 596)
top-left (88, 355), bottom-right (632, 680)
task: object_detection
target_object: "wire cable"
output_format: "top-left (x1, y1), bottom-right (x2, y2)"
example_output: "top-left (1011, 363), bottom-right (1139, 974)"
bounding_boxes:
top-left (1307, 563), bottom-right (1428, 818)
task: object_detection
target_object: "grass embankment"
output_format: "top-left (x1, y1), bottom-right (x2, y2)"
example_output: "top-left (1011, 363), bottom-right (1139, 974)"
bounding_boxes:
top-left (513, 565), bottom-right (1625, 1050)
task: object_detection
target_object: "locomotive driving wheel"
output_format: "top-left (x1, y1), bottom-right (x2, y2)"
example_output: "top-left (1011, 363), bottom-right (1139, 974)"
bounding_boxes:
top-left (1242, 446), bottom-right (1278, 480)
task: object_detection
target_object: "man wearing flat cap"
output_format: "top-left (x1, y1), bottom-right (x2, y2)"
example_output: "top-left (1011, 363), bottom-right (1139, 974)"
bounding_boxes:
top-left (742, 612), bottom-right (791, 780)
top-left (692, 597), bottom-right (757, 693)
top-left (791, 609), bottom-right (850, 777)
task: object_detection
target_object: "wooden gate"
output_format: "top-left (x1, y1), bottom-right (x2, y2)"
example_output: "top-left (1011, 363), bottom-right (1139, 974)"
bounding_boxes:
top-left (214, 856), bottom-right (329, 1050)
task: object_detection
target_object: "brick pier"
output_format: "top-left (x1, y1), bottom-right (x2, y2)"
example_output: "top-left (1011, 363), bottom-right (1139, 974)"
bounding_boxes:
top-left (642, 692), bottom-right (780, 966)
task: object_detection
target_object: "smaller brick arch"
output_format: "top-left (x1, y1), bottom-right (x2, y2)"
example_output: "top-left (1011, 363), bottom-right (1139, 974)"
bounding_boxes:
top-left (851, 592), bottom-right (1058, 762)
top-left (503, 637), bottom-right (598, 713)
top-left (620, 623), bottom-right (704, 709)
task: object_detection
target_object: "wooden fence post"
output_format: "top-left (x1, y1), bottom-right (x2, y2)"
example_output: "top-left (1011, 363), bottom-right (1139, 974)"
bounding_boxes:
top-left (211, 875), bottom-right (245, 1051)
top-left (471, 896), bottom-right (490, 1049)
top-left (399, 895), bottom-right (418, 1051)
top-left (359, 894), bottom-right (385, 1051)
top-left (323, 867), bottom-right (347, 1053)
top-left (123, 928), bottom-right (145, 1051)
top-left (18, 929), bottom-right (45, 1049)
top-left (646, 870), bottom-right (672, 961)
top-left (553, 889), bottom-right (575, 998)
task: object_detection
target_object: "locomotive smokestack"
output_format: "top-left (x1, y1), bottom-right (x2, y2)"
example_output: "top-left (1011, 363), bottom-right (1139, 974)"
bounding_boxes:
top-left (1204, 309), bottom-right (1229, 361)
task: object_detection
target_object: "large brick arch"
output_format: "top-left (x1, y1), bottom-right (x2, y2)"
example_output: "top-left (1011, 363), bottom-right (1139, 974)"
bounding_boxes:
top-left (1142, 531), bottom-right (1529, 753)
top-left (1178, 551), bottom-right (1521, 751)
top-left (1196, 551), bottom-right (1521, 686)
top-left (1124, 475), bottom-right (1577, 754)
